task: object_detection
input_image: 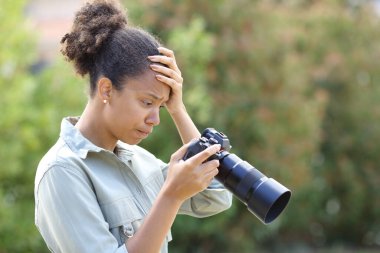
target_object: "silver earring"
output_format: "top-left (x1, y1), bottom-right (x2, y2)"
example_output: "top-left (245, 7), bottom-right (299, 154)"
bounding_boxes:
top-left (103, 99), bottom-right (107, 104)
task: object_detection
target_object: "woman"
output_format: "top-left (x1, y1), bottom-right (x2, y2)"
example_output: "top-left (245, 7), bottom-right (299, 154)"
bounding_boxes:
top-left (34, 0), bottom-right (232, 253)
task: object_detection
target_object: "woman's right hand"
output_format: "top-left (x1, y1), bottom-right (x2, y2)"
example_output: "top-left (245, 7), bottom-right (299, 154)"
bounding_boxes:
top-left (162, 141), bottom-right (221, 203)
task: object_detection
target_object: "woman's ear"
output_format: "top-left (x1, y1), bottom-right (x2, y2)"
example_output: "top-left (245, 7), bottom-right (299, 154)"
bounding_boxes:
top-left (97, 77), bottom-right (113, 104)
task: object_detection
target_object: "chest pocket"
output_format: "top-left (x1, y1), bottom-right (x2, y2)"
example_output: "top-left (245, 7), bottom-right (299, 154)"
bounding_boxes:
top-left (101, 197), bottom-right (144, 246)
top-left (100, 196), bottom-right (173, 248)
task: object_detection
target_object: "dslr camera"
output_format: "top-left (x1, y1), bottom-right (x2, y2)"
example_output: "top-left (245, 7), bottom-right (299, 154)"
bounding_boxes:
top-left (183, 128), bottom-right (291, 224)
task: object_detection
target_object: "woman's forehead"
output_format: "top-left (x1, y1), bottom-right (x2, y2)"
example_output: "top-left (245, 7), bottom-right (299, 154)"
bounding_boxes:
top-left (124, 71), bottom-right (170, 100)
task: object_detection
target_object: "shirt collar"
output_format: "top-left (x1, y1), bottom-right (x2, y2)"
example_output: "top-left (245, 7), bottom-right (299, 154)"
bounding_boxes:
top-left (60, 117), bottom-right (134, 160)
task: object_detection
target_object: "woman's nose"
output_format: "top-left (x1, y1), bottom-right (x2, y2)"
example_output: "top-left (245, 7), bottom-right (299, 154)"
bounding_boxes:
top-left (146, 108), bottom-right (160, 126)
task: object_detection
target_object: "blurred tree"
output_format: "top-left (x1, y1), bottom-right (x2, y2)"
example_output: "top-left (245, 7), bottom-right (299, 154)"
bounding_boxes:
top-left (0, 0), bottom-right (86, 252)
top-left (127, 0), bottom-right (380, 252)
top-left (0, 0), bottom-right (44, 251)
top-left (311, 4), bottom-right (380, 247)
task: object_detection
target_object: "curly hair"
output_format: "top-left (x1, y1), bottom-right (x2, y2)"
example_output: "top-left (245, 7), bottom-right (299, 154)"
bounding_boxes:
top-left (61, 0), bottom-right (161, 96)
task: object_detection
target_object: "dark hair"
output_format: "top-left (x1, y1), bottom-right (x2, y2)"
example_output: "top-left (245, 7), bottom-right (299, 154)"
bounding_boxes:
top-left (60, 0), bottom-right (161, 96)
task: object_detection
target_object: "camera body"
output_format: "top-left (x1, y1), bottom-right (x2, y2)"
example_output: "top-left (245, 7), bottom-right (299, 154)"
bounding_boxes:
top-left (183, 128), bottom-right (231, 162)
top-left (183, 128), bottom-right (291, 224)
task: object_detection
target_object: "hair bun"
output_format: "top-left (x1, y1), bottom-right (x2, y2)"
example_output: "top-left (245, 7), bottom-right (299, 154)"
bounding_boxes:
top-left (61, 0), bottom-right (127, 75)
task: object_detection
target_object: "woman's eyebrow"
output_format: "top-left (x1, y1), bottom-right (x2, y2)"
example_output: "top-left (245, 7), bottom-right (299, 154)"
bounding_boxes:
top-left (143, 92), bottom-right (169, 102)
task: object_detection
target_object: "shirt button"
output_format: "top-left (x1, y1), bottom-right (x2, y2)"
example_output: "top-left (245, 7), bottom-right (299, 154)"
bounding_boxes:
top-left (123, 224), bottom-right (134, 238)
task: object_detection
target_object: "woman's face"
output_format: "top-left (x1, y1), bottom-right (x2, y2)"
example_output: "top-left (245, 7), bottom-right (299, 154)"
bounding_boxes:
top-left (103, 70), bottom-right (170, 145)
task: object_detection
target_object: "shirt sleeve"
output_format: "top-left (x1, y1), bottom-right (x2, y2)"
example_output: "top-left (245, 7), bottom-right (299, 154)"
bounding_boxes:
top-left (178, 178), bottom-right (233, 217)
top-left (160, 164), bottom-right (233, 218)
top-left (35, 164), bottom-right (128, 253)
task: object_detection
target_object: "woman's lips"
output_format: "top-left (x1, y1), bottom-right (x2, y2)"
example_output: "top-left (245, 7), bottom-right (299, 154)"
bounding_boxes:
top-left (136, 129), bottom-right (151, 139)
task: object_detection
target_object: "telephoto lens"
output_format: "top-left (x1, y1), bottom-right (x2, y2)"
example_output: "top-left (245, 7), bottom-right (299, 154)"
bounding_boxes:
top-left (183, 128), bottom-right (291, 224)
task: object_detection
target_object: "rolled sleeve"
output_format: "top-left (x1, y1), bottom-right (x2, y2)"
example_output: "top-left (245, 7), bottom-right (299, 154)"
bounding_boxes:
top-left (35, 164), bottom-right (128, 253)
top-left (179, 179), bottom-right (233, 218)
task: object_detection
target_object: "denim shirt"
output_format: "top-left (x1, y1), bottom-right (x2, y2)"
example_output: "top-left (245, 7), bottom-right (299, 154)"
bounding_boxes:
top-left (34, 117), bottom-right (232, 253)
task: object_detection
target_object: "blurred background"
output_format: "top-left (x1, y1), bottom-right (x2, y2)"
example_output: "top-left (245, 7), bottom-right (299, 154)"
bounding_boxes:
top-left (1, 0), bottom-right (380, 252)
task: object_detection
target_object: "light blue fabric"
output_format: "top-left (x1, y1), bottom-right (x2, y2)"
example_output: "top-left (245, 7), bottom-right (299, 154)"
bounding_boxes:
top-left (34, 117), bottom-right (232, 253)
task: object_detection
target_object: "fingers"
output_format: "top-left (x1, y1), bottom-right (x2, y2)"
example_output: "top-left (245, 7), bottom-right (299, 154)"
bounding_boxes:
top-left (198, 159), bottom-right (220, 186)
top-left (148, 52), bottom-right (183, 91)
top-left (149, 64), bottom-right (175, 77)
top-left (157, 47), bottom-right (175, 58)
top-left (150, 64), bottom-right (183, 83)
top-left (170, 140), bottom-right (196, 161)
top-left (200, 159), bottom-right (220, 174)
top-left (150, 64), bottom-right (183, 91)
top-left (170, 141), bottom-right (221, 165)
top-left (148, 47), bottom-right (181, 74)
top-left (170, 143), bottom-right (191, 161)
top-left (148, 55), bottom-right (174, 68)
top-left (187, 144), bottom-right (221, 166)
top-left (157, 47), bottom-right (180, 73)
top-left (155, 75), bottom-right (183, 91)
top-left (168, 142), bottom-right (220, 195)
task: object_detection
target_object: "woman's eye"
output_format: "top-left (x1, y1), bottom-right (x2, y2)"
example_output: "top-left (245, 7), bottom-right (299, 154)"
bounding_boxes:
top-left (142, 100), bottom-right (153, 106)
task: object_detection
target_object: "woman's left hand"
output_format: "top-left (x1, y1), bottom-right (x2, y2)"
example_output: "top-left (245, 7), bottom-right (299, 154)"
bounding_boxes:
top-left (148, 47), bottom-right (184, 115)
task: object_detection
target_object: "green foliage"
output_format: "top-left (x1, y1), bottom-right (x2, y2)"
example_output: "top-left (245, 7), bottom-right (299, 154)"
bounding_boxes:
top-left (0, 1), bottom-right (86, 251)
top-left (0, 0), bottom-right (42, 251)
top-left (130, 0), bottom-right (380, 252)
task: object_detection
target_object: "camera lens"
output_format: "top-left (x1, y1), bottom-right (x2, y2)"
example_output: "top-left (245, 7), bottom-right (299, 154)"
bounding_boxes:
top-left (217, 154), bottom-right (291, 224)
top-left (182, 128), bottom-right (291, 224)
